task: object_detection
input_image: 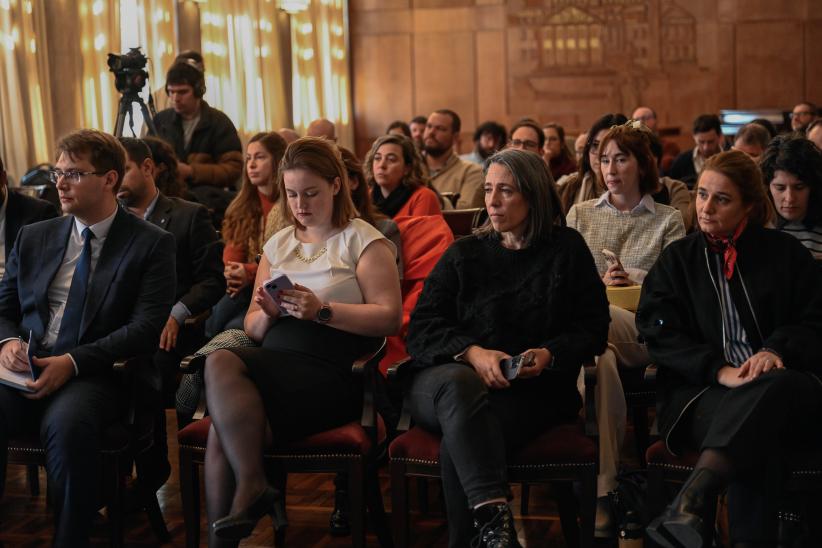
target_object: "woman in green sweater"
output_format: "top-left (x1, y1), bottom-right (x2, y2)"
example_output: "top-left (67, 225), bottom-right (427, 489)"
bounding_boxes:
top-left (405, 148), bottom-right (610, 547)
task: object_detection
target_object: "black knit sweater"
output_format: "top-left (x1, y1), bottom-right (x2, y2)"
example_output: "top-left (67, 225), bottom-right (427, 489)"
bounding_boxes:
top-left (406, 227), bottom-right (610, 407)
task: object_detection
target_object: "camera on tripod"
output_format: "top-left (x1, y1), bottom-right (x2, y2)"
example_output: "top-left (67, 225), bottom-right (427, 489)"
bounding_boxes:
top-left (108, 46), bottom-right (156, 137)
top-left (107, 47), bottom-right (149, 97)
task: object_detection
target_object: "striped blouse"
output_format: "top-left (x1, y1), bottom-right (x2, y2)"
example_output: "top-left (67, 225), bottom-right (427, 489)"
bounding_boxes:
top-left (779, 221), bottom-right (822, 256)
top-left (713, 255), bottom-right (754, 366)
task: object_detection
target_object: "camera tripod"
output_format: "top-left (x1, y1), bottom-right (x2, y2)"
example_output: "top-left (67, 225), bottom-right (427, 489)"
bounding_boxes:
top-left (114, 91), bottom-right (157, 137)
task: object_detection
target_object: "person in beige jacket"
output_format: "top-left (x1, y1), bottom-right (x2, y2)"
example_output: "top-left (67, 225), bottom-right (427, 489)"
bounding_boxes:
top-left (422, 109), bottom-right (484, 209)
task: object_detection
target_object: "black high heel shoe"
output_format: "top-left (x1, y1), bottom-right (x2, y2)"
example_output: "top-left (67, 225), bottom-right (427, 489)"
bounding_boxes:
top-left (212, 485), bottom-right (288, 540)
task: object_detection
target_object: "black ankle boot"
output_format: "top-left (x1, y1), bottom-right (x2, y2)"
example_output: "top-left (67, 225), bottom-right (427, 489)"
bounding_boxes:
top-left (470, 502), bottom-right (522, 548)
top-left (329, 487), bottom-right (351, 536)
top-left (647, 467), bottom-right (724, 548)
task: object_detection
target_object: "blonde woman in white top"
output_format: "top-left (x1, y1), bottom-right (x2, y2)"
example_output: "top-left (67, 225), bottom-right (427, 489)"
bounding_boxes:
top-left (203, 138), bottom-right (402, 544)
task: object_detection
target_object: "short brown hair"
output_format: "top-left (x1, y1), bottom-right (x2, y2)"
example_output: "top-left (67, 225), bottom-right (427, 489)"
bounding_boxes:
top-left (699, 149), bottom-right (775, 227)
top-left (364, 134), bottom-right (427, 191)
top-left (597, 123), bottom-right (659, 195)
top-left (277, 137), bottom-right (357, 229)
top-left (55, 129), bottom-right (126, 193)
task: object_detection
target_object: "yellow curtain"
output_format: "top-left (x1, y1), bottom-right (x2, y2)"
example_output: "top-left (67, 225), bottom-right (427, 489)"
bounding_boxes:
top-left (291, 0), bottom-right (353, 149)
top-left (0, 0), bottom-right (54, 181)
top-left (77, 0), bottom-right (121, 133)
top-left (199, 0), bottom-right (289, 141)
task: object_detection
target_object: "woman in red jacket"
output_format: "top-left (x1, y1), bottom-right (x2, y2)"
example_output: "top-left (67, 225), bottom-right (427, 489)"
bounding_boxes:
top-left (365, 134), bottom-right (443, 217)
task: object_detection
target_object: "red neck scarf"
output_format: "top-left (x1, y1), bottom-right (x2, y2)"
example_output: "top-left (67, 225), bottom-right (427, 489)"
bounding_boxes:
top-left (704, 218), bottom-right (748, 280)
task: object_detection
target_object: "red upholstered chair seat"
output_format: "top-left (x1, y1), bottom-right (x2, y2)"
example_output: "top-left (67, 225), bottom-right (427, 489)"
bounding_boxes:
top-left (178, 415), bottom-right (386, 456)
top-left (645, 440), bottom-right (699, 469)
top-left (389, 422), bottom-right (596, 466)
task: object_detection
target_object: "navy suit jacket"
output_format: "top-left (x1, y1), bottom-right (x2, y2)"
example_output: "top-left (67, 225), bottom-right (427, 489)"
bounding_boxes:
top-left (4, 190), bottom-right (59, 262)
top-left (0, 207), bottom-right (176, 376)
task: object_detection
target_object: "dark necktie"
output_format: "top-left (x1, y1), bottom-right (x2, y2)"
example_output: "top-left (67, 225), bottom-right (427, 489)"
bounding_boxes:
top-left (53, 227), bottom-right (94, 355)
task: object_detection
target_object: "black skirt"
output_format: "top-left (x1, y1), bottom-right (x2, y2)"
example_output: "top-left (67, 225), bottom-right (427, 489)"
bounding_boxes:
top-left (230, 317), bottom-right (378, 442)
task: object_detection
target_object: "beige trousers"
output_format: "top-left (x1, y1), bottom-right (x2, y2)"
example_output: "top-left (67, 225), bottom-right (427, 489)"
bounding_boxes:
top-left (592, 305), bottom-right (650, 496)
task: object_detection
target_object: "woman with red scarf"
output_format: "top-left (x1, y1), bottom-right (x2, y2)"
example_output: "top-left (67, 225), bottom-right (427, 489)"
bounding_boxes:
top-left (637, 150), bottom-right (822, 547)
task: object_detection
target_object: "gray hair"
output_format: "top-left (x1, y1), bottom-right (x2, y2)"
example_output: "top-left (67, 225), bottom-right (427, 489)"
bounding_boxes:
top-left (474, 148), bottom-right (564, 245)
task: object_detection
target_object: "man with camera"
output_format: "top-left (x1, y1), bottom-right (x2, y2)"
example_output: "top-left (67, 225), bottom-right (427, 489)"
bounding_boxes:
top-left (151, 60), bottom-right (242, 223)
top-left (0, 129), bottom-right (176, 547)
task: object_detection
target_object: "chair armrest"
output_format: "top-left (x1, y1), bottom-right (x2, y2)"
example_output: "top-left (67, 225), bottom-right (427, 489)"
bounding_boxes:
top-left (184, 309), bottom-right (211, 328)
top-left (387, 358), bottom-right (414, 433)
top-left (356, 339), bottom-right (387, 431)
top-left (180, 354), bottom-right (206, 373)
top-left (583, 364), bottom-right (598, 438)
top-left (644, 364), bottom-right (657, 383)
top-left (387, 356), bottom-right (412, 380)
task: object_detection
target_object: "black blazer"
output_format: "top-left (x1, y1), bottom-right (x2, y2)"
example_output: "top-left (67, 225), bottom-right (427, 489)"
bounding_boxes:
top-left (666, 149), bottom-right (698, 189)
top-left (5, 190), bottom-right (59, 262)
top-left (0, 207), bottom-right (177, 376)
top-left (636, 226), bottom-right (822, 453)
top-left (145, 193), bottom-right (225, 316)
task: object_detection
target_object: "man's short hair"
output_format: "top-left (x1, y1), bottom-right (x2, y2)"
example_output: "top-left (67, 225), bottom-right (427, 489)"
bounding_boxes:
top-left (433, 109), bottom-right (461, 134)
top-left (693, 114), bottom-right (722, 135)
top-left (55, 129), bottom-right (126, 193)
top-left (797, 101), bottom-right (818, 114)
top-left (174, 50), bottom-right (204, 72)
top-left (165, 62), bottom-right (206, 97)
top-left (509, 119), bottom-right (545, 150)
top-left (473, 121), bottom-right (507, 144)
top-left (410, 115), bottom-right (427, 125)
top-left (118, 137), bottom-right (153, 165)
top-left (734, 123), bottom-right (771, 149)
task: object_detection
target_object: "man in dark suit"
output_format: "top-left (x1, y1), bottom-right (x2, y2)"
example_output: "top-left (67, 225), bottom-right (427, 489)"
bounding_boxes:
top-left (0, 129), bottom-right (176, 547)
top-left (667, 114), bottom-right (725, 189)
top-left (0, 154), bottom-right (59, 276)
top-left (117, 137), bottom-right (224, 489)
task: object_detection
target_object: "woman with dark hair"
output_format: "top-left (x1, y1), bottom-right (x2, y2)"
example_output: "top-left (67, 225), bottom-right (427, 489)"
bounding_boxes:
top-left (142, 135), bottom-right (186, 198)
top-left (639, 150), bottom-right (822, 547)
top-left (760, 134), bottom-right (822, 257)
top-left (205, 132), bottom-right (290, 336)
top-left (557, 113), bottom-right (628, 214)
top-left (386, 120), bottom-right (411, 138)
top-left (566, 121), bottom-right (685, 531)
top-left (542, 122), bottom-right (577, 180)
top-left (364, 134), bottom-right (443, 217)
top-left (203, 137), bottom-right (402, 544)
top-left (405, 148), bottom-right (610, 547)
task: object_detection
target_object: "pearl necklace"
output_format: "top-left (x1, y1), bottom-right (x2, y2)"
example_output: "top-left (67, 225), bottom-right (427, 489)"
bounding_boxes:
top-left (294, 245), bottom-right (327, 263)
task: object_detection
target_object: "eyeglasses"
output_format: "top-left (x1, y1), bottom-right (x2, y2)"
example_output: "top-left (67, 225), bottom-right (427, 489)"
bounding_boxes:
top-left (48, 169), bottom-right (107, 185)
top-left (510, 139), bottom-right (539, 150)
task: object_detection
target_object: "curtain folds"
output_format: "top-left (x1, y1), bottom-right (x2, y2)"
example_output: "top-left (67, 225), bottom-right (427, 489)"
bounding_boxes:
top-left (290, 0), bottom-right (353, 148)
top-left (199, 0), bottom-right (289, 141)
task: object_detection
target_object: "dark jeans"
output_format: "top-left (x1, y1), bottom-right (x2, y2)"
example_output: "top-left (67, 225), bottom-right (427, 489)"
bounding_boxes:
top-left (0, 376), bottom-right (118, 548)
top-left (205, 286), bottom-right (251, 339)
top-left (407, 363), bottom-right (571, 547)
top-left (682, 369), bottom-right (822, 543)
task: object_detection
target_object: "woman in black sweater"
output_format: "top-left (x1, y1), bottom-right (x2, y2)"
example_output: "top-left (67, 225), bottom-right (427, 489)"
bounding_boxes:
top-left (405, 148), bottom-right (610, 548)
top-left (638, 150), bottom-right (822, 547)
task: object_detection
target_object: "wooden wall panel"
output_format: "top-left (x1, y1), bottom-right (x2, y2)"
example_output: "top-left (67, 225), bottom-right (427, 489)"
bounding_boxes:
top-left (352, 33), bottom-right (414, 154)
top-left (350, 0), bottom-right (817, 157)
top-left (413, 31), bottom-right (477, 140)
top-left (735, 22), bottom-right (804, 109)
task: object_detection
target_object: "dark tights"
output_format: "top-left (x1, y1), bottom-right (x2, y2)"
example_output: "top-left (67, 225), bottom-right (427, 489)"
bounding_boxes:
top-left (204, 349), bottom-right (273, 547)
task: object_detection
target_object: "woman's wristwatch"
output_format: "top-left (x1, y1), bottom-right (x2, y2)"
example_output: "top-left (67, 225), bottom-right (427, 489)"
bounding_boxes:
top-left (316, 303), bottom-right (333, 323)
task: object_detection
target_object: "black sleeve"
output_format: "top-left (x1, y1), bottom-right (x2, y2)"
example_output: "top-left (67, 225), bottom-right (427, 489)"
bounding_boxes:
top-left (636, 249), bottom-right (727, 386)
top-left (761, 240), bottom-right (822, 373)
top-left (179, 205), bottom-right (226, 315)
top-left (540, 231), bottom-right (610, 372)
top-left (405, 245), bottom-right (481, 367)
top-left (0, 229), bottom-right (24, 341)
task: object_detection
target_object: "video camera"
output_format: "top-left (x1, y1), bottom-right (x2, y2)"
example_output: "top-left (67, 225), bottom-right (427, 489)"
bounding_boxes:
top-left (107, 47), bottom-right (149, 96)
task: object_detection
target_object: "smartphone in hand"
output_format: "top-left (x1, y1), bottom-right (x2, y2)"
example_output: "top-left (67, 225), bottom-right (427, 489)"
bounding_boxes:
top-left (602, 248), bottom-right (622, 269)
top-left (263, 275), bottom-right (294, 315)
top-left (499, 351), bottom-right (535, 381)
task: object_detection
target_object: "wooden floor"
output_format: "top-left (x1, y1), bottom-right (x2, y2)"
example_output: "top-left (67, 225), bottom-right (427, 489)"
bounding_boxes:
top-left (0, 412), bottom-right (626, 547)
